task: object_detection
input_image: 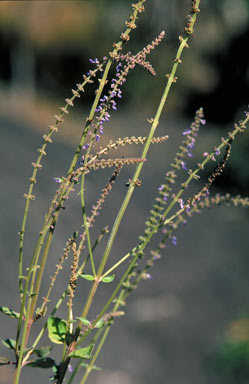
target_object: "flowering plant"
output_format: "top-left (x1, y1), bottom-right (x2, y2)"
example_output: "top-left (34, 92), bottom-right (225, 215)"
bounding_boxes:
top-left (0, 1), bottom-right (248, 383)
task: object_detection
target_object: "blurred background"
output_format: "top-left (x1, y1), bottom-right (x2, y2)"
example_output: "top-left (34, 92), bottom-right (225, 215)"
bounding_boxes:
top-left (0, 1), bottom-right (249, 383)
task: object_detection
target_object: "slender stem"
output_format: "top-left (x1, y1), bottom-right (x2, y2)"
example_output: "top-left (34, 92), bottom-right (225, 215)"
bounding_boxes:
top-left (80, 175), bottom-right (96, 277)
top-left (100, 253), bottom-right (131, 279)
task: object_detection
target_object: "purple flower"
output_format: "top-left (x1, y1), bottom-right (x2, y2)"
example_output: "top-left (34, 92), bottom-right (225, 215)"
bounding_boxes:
top-left (182, 129), bottom-right (191, 136)
top-left (181, 161), bottom-right (188, 171)
top-left (53, 177), bottom-right (63, 183)
top-left (179, 199), bottom-right (184, 209)
top-left (163, 194), bottom-right (168, 201)
top-left (187, 151), bottom-right (193, 157)
top-left (68, 364), bottom-right (73, 373)
top-left (143, 273), bottom-right (153, 280)
top-left (200, 119), bottom-right (206, 125)
top-left (111, 100), bottom-right (117, 110)
top-left (96, 134), bottom-right (100, 142)
top-left (203, 152), bottom-right (209, 157)
top-left (215, 148), bottom-right (221, 156)
top-left (158, 184), bottom-right (164, 191)
top-left (100, 95), bottom-right (108, 103)
top-left (188, 138), bottom-right (196, 149)
top-left (171, 236), bottom-right (177, 246)
top-left (82, 143), bottom-right (90, 150)
top-left (89, 58), bottom-right (99, 64)
top-left (116, 63), bottom-right (122, 72)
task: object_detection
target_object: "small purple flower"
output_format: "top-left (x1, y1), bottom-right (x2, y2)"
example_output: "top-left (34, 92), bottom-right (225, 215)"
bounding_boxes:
top-left (182, 128), bottom-right (191, 136)
top-left (163, 194), bottom-right (168, 201)
top-left (179, 199), bottom-right (184, 209)
top-left (143, 273), bottom-right (153, 280)
top-left (153, 253), bottom-right (161, 261)
top-left (203, 152), bottom-right (209, 157)
top-left (116, 63), bottom-right (122, 72)
top-left (187, 151), bottom-right (193, 158)
top-left (95, 134), bottom-right (100, 142)
top-left (200, 119), bottom-right (206, 125)
top-left (89, 58), bottom-right (99, 64)
top-left (188, 138), bottom-right (196, 149)
top-left (82, 143), bottom-right (90, 150)
top-left (68, 364), bottom-right (74, 373)
top-left (171, 236), bottom-right (177, 246)
top-left (100, 95), bottom-right (108, 103)
top-left (53, 177), bottom-right (63, 183)
top-left (215, 148), bottom-right (221, 156)
top-left (181, 161), bottom-right (188, 171)
top-left (111, 100), bottom-right (117, 110)
top-left (158, 184), bottom-right (164, 191)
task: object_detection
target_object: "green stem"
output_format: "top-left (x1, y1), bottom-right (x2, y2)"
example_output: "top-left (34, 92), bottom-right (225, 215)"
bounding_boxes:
top-left (100, 253), bottom-right (131, 280)
top-left (80, 175), bottom-right (96, 277)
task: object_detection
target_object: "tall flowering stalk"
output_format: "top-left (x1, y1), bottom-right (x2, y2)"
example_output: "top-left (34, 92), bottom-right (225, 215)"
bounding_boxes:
top-left (0, 1), bottom-right (248, 384)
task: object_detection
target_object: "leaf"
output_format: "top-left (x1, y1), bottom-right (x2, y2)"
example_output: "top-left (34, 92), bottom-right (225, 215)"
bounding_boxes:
top-left (47, 317), bottom-right (67, 344)
top-left (76, 317), bottom-right (91, 327)
top-left (79, 274), bottom-right (95, 281)
top-left (2, 339), bottom-right (16, 350)
top-left (101, 274), bottom-right (115, 283)
top-left (0, 307), bottom-right (20, 319)
top-left (94, 319), bottom-right (104, 329)
top-left (33, 346), bottom-right (52, 359)
top-left (69, 344), bottom-right (94, 359)
top-left (0, 356), bottom-right (10, 366)
top-left (49, 364), bottom-right (60, 381)
top-left (80, 362), bottom-right (101, 371)
top-left (26, 357), bottom-right (55, 368)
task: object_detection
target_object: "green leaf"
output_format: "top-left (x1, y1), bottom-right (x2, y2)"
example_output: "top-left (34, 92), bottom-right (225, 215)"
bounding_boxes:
top-left (101, 274), bottom-right (115, 283)
top-left (47, 317), bottom-right (67, 344)
top-left (79, 274), bottom-right (95, 281)
top-left (0, 356), bottom-right (10, 366)
top-left (2, 339), bottom-right (16, 350)
top-left (0, 307), bottom-right (20, 319)
top-left (80, 362), bottom-right (101, 371)
top-left (76, 317), bottom-right (91, 327)
top-left (94, 319), bottom-right (104, 329)
top-left (69, 344), bottom-right (94, 359)
top-left (26, 358), bottom-right (55, 368)
top-left (33, 346), bottom-right (52, 359)
top-left (49, 364), bottom-right (60, 381)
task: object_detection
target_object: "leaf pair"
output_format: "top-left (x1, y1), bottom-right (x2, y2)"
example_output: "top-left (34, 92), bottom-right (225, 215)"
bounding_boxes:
top-left (80, 274), bottom-right (115, 283)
